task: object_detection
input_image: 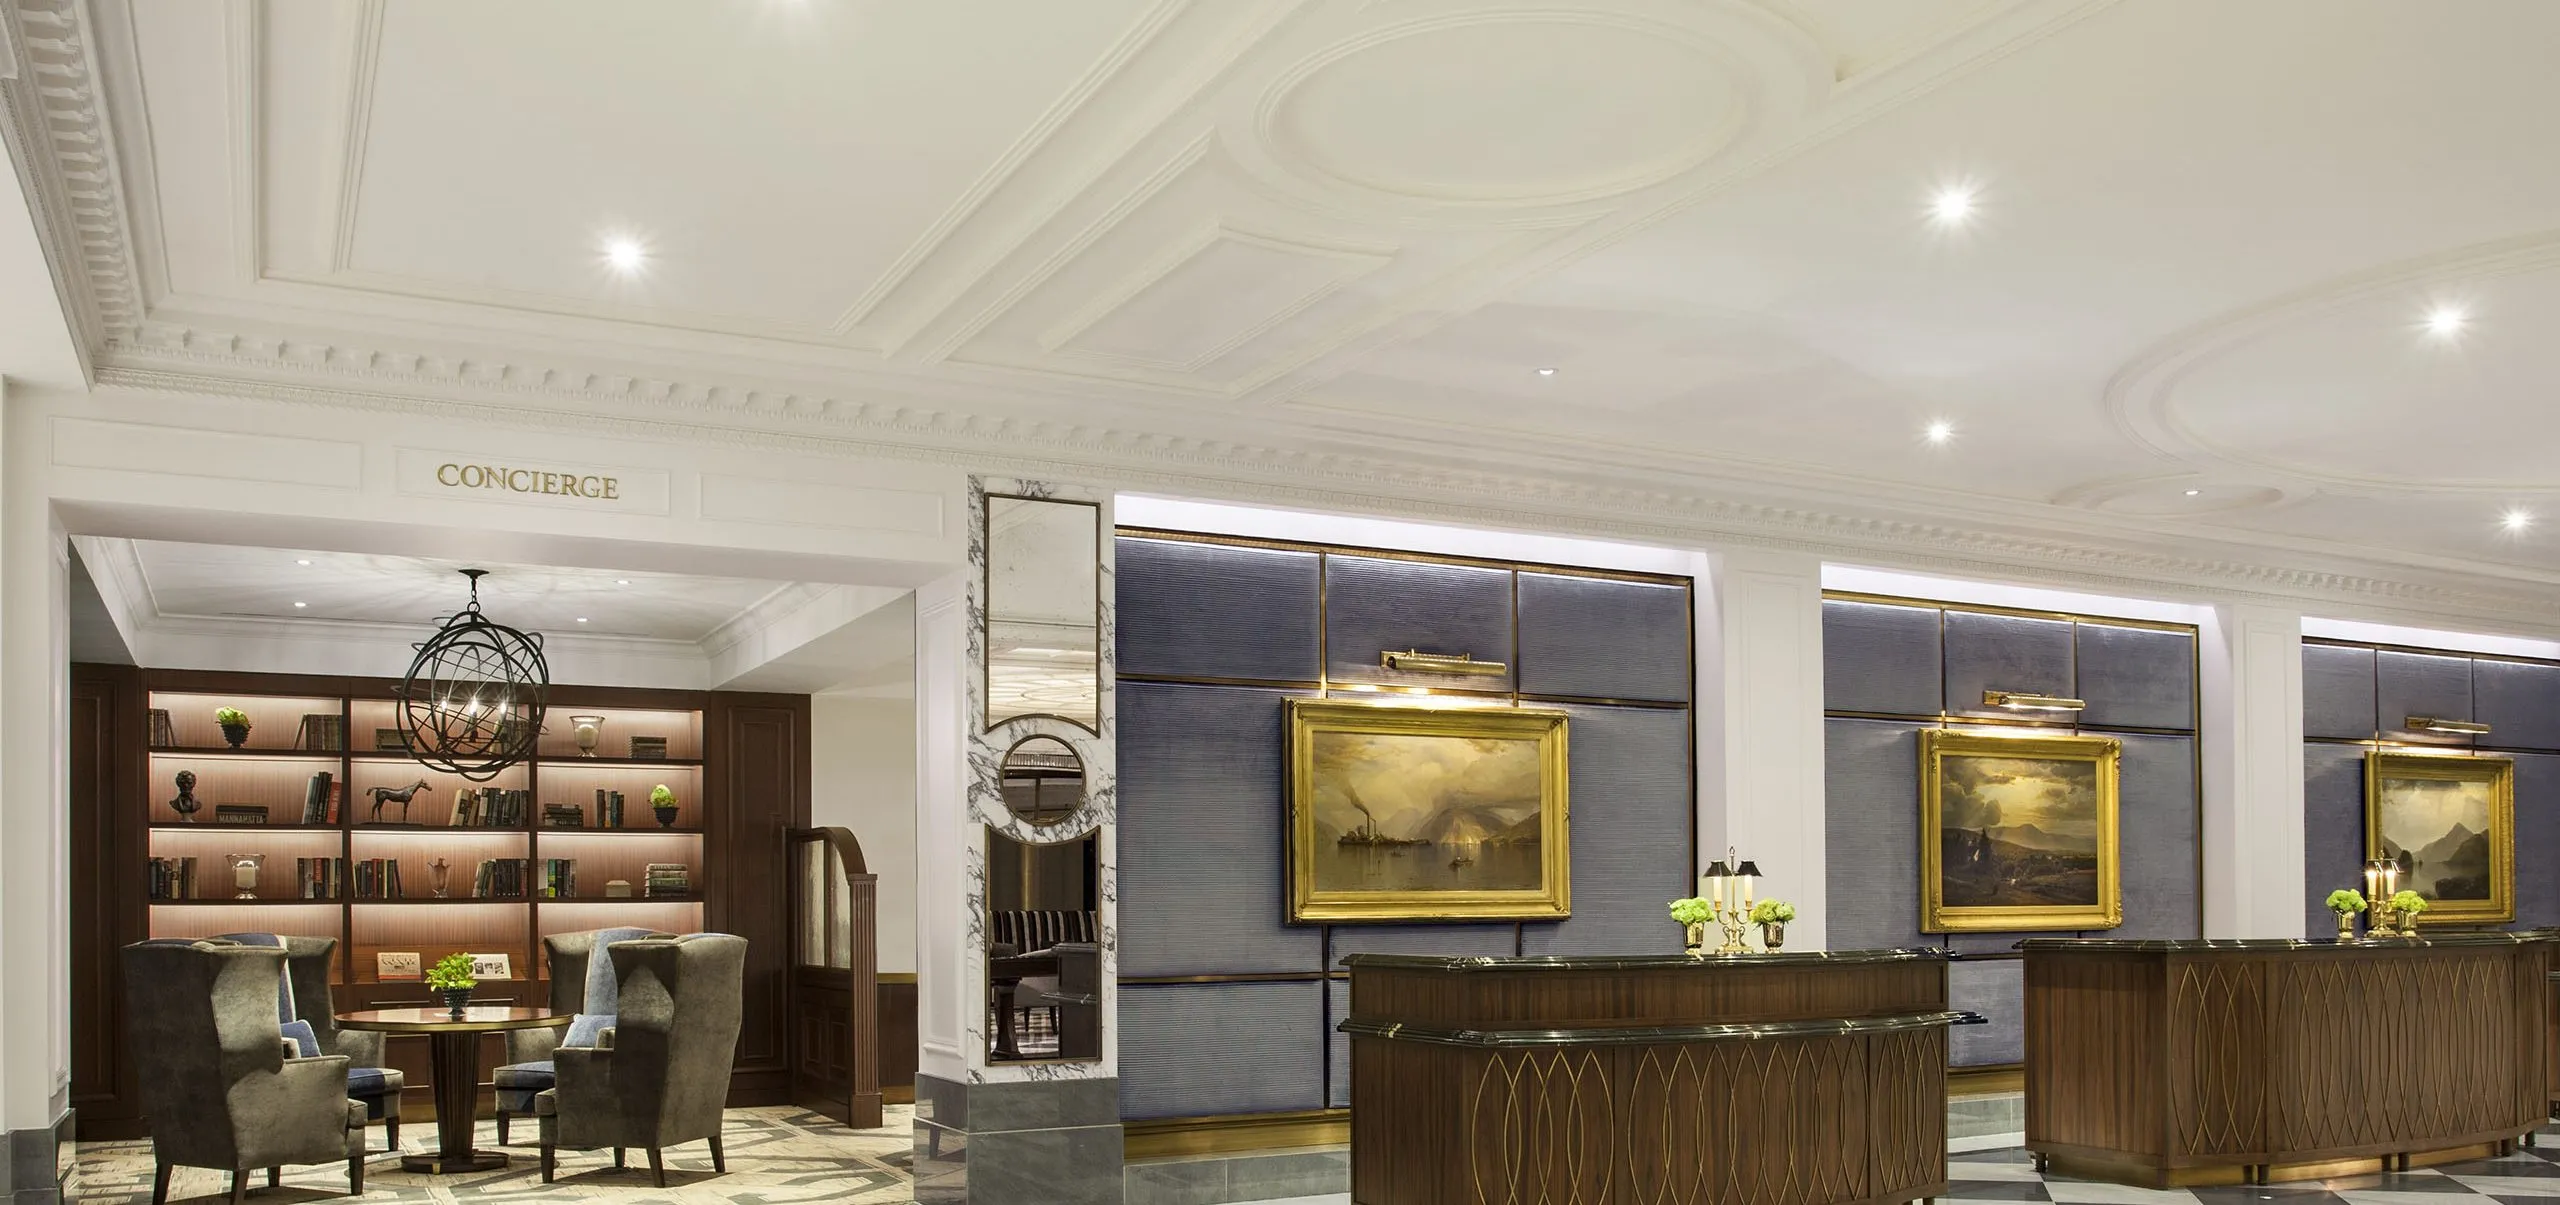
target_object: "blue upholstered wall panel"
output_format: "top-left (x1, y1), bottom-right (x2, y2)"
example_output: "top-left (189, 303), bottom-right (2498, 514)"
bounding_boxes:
top-left (1823, 601), bottom-right (1943, 717)
top-left (2077, 626), bottom-right (2197, 732)
top-left (1119, 982), bottom-right (1327, 1120)
top-left (1116, 538), bottom-right (1322, 682)
top-left (1325, 556), bottom-right (1515, 690)
top-left (1944, 612), bottom-right (2074, 720)
top-left (1327, 979), bottom-right (1350, 1109)
top-left (1116, 682), bottom-right (1323, 977)
top-left (2303, 644), bottom-right (2378, 740)
top-left (2117, 734), bottom-right (2200, 939)
top-left (1331, 925), bottom-right (1514, 958)
top-left (2515, 753), bottom-right (2560, 928)
top-left (2377, 651), bottom-right (2474, 747)
top-left (1823, 718), bottom-right (1926, 952)
top-left (1949, 960), bottom-right (2024, 1068)
top-left (1516, 573), bottom-right (1691, 703)
top-left (2301, 744), bottom-right (2368, 935)
top-left (2478, 661), bottom-right (2560, 751)
top-left (1521, 704), bottom-right (1694, 956)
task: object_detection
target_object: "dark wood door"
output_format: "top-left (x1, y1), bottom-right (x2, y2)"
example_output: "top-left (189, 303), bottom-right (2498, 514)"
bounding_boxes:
top-left (707, 693), bottom-right (810, 1106)
top-left (69, 664), bottom-right (148, 1138)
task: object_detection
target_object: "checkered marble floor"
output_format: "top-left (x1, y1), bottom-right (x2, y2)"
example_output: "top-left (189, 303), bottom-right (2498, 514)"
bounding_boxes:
top-left (1945, 1128), bottom-right (2560, 1205)
top-left (68, 1104), bottom-right (913, 1203)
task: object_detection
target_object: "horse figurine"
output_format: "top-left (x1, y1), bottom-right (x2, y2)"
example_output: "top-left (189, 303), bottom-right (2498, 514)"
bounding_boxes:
top-left (366, 779), bottom-right (432, 824)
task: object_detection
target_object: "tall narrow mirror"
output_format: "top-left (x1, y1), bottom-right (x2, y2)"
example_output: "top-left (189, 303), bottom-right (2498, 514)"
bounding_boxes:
top-left (985, 737), bottom-right (1100, 1062)
top-left (984, 495), bottom-right (1100, 731)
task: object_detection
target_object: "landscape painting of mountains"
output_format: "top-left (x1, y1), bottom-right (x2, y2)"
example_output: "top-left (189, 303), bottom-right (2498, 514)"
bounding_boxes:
top-left (2368, 751), bottom-right (2514, 923)
top-left (1919, 730), bottom-right (2123, 932)
top-left (1286, 700), bottom-right (1571, 922)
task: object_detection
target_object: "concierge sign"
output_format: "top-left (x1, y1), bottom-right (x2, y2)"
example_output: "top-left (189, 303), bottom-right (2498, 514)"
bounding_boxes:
top-left (396, 448), bottom-right (671, 514)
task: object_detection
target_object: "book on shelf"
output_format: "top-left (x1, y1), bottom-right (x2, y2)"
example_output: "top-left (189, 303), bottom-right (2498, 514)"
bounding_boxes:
top-left (294, 713), bottom-right (345, 752)
top-left (301, 771), bottom-right (336, 825)
top-left (643, 862), bottom-right (693, 899)
top-left (448, 788), bottom-right (531, 827)
top-left (351, 857), bottom-right (404, 900)
top-left (471, 857), bottom-right (533, 899)
top-left (148, 856), bottom-right (199, 900)
top-left (538, 858), bottom-right (578, 898)
top-left (147, 708), bottom-right (175, 748)
top-left (596, 789), bottom-right (626, 828)
top-left (295, 856), bottom-right (345, 899)
top-left (543, 803), bottom-right (585, 829)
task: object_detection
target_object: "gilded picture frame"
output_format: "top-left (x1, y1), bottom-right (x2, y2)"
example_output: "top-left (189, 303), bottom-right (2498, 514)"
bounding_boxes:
top-left (1285, 700), bottom-right (1569, 923)
top-left (1919, 729), bottom-right (2122, 933)
top-left (2365, 751), bottom-right (2514, 926)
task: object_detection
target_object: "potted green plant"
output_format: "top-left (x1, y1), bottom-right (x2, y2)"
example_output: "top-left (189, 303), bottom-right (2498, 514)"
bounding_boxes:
top-left (650, 783), bottom-right (679, 829)
top-left (2389, 890), bottom-right (2428, 934)
top-left (213, 706), bottom-right (252, 749)
top-left (425, 953), bottom-right (477, 1017)
top-left (1748, 899), bottom-right (1798, 951)
top-left (2325, 888), bottom-right (2367, 940)
top-left (1668, 897), bottom-right (1713, 954)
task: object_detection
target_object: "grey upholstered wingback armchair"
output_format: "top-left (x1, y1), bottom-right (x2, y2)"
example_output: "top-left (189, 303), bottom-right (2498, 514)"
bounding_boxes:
top-left (122, 939), bottom-right (367, 1205)
top-left (493, 926), bottom-right (668, 1145)
top-left (538, 933), bottom-right (748, 1186)
top-left (215, 932), bottom-right (403, 1149)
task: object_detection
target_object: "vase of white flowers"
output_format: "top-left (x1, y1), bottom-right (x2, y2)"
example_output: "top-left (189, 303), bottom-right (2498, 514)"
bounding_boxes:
top-left (1749, 900), bottom-right (1797, 951)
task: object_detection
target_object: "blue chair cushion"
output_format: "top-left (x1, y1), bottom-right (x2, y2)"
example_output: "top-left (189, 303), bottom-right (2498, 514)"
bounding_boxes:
top-left (345, 1066), bottom-right (401, 1096)
top-left (280, 1019), bottom-right (320, 1059)
top-left (491, 1061), bottom-right (555, 1089)
top-left (563, 1013), bottom-right (612, 1049)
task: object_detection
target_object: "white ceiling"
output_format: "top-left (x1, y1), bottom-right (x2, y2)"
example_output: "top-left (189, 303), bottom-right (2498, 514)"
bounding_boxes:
top-left (14, 0), bottom-right (2560, 625)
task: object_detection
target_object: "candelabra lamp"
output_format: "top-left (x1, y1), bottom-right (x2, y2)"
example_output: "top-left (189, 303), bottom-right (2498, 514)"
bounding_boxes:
top-left (1699, 849), bottom-right (1763, 955)
top-left (2363, 858), bottom-right (2403, 937)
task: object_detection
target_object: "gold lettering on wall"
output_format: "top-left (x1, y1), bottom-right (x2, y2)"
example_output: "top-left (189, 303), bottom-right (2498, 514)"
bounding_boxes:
top-left (434, 463), bottom-right (622, 502)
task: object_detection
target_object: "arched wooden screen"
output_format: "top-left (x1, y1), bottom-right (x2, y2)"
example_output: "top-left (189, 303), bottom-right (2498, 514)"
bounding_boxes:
top-left (786, 826), bottom-right (881, 1128)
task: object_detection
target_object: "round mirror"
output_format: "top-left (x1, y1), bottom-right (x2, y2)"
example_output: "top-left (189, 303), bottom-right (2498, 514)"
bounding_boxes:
top-left (1000, 737), bottom-right (1084, 826)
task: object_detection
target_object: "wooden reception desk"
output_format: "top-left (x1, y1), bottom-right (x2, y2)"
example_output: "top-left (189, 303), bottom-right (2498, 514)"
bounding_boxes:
top-left (2024, 933), bottom-right (2557, 1187)
top-left (1339, 949), bottom-right (1966, 1205)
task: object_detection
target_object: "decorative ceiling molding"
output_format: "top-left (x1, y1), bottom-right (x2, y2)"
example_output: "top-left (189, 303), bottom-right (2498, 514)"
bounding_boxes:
top-left (1, 0), bottom-right (133, 371)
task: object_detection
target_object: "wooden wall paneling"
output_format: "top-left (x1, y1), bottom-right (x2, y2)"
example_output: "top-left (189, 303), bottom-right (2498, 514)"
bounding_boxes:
top-left (70, 663), bottom-right (149, 1139)
top-left (879, 978), bottom-right (919, 1102)
top-left (707, 692), bottom-right (811, 1105)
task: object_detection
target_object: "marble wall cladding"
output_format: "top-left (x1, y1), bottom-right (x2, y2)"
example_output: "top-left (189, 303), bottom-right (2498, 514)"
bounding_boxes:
top-left (1949, 959), bottom-right (2025, 1067)
top-left (1113, 535), bottom-right (1695, 1122)
top-left (1515, 573), bottom-right (1692, 703)
top-left (1322, 556), bottom-right (1515, 690)
top-left (1115, 539), bottom-right (1321, 683)
top-left (1823, 601), bottom-right (1943, 717)
top-left (2300, 641), bottom-right (2560, 933)
top-left (1117, 983), bottom-right (1327, 1121)
top-left (915, 1074), bottom-right (1126, 1205)
top-left (1823, 600), bottom-right (2203, 1066)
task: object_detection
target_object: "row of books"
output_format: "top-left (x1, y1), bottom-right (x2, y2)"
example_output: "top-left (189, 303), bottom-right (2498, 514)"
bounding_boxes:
top-left (350, 858), bottom-right (405, 900)
top-left (300, 771), bottom-right (339, 825)
top-left (644, 862), bottom-right (693, 899)
top-left (537, 858), bottom-right (578, 898)
top-left (298, 857), bottom-right (346, 899)
top-left (450, 789), bottom-right (532, 827)
top-left (474, 858), bottom-right (533, 898)
top-left (148, 856), bottom-right (200, 900)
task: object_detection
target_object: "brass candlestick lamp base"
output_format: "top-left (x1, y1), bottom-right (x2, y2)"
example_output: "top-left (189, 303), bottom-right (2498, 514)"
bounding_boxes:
top-left (2367, 904), bottom-right (2399, 938)
top-left (1715, 911), bottom-right (1750, 955)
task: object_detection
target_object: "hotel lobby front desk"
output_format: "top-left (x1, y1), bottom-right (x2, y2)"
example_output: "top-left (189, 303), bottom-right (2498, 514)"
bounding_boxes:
top-left (2023, 934), bottom-right (2557, 1187)
top-left (1338, 949), bottom-right (1967, 1205)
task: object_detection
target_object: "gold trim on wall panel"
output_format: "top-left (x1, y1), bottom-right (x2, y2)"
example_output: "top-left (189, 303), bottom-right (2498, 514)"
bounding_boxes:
top-left (1123, 1109), bottom-right (1349, 1160)
top-left (2304, 635), bottom-right (2560, 672)
top-left (1117, 527), bottom-right (1694, 587)
top-left (1820, 590), bottom-right (2203, 636)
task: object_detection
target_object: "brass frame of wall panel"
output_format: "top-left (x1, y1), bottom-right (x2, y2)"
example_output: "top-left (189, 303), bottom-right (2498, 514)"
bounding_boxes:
top-left (1116, 526), bottom-right (1699, 1117)
top-left (1949, 1065), bottom-right (2025, 1096)
top-left (1123, 1109), bottom-right (1350, 1159)
top-left (982, 492), bottom-right (1105, 737)
top-left (1819, 590), bottom-right (2208, 941)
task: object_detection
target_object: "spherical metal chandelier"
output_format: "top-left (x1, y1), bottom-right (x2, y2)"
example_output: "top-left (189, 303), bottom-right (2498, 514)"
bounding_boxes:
top-left (396, 569), bottom-right (549, 782)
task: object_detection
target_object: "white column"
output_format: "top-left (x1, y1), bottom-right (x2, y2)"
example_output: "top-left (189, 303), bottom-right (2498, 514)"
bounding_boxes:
top-left (2199, 603), bottom-right (2306, 938)
top-left (911, 570), bottom-right (970, 1083)
top-left (1, 381), bottom-right (72, 1134)
top-left (1698, 548), bottom-right (1828, 949)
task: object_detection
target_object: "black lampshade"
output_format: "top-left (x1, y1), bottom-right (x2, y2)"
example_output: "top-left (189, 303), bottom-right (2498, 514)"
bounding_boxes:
top-left (1704, 860), bottom-right (1734, 878)
top-left (1735, 861), bottom-right (1763, 879)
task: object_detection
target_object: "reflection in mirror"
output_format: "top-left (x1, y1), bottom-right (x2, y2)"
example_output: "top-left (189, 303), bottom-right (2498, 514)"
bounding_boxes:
top-left (985, 496), bottom-right (1100, 730)
top-left (985, 826), bottom-right (1101, 1063)
top-left (1000, 737), bottom-right (1084, 826)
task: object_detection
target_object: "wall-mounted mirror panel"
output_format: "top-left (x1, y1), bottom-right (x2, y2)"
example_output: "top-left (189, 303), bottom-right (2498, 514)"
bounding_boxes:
top-left (1001, 736), bottom-right (1084, 826)
top-left (984, 826), bottom-right (1101, 1063)
top-left (984, 496), bottom-right (1101, 731)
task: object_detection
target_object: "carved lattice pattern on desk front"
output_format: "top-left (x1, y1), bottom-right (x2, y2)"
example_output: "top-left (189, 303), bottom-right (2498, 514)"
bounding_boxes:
top-left (2172, 959), bottom-right (2265, 1156)
top-left (2262, 950), bottom-right (2522, 1153)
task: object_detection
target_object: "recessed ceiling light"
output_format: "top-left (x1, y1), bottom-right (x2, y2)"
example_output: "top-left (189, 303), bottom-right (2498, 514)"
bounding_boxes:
top-left (1535, 367), bottom-right (1557, 377)
top-left (294, 558), bottom-right (311, 566)
top-left (1930, 186), bottom-right (1976, 225)
top-left (2184, 489), bottom-right (2202, 497)
top-left (575, 616), bottom-right (589, 623)
top-left (292, 601), bottom-right (307, 608)
top-left (2502, 508), bottom-right (2534, 534)
top-left (603, 237), bottom-right (646, 274)
top-left (2425, 305), bottom-right (2467, 338)
top-left (1923, 419), bottom-right (1955, 445)
top-left (615, 579), bottom-right (631, 586)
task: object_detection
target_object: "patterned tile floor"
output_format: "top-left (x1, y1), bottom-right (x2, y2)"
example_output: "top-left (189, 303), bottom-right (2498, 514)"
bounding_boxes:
top-left (69, 1105), bottom-right (913, 1203)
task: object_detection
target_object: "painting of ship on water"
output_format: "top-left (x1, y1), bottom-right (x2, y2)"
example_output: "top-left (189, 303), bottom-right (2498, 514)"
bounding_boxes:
top-left (1919, 730), bottom-right (2121, 932)
top-left (2366, 751), bottom-right (2513, 924)
top-left (1285, 700), bottom-right (1570, 922)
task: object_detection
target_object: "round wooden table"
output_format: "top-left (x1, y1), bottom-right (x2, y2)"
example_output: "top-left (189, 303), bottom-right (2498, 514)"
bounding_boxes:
top-left (337, 1007), bottom-right (571, 1173)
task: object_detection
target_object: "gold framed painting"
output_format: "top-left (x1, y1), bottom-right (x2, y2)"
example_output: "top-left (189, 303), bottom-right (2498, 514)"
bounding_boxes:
top-left (2365, 751), bottom-right (2514, 926)
top-left (1919, 729), bottom-right (2122, 933)
top-left (1285, 700), bottom-right (1569, 923)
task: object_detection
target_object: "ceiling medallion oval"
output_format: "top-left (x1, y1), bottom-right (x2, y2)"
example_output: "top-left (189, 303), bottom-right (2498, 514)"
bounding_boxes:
top-left (1255, 12), bottom-right (1753, 209)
